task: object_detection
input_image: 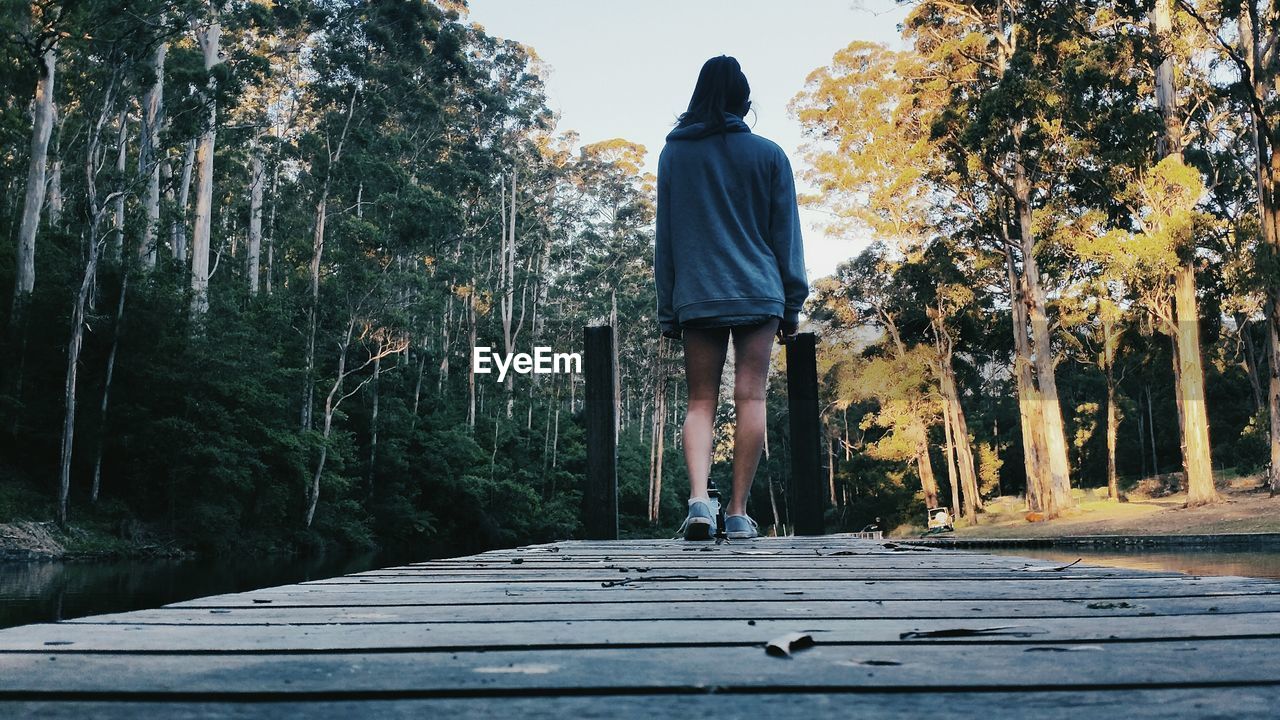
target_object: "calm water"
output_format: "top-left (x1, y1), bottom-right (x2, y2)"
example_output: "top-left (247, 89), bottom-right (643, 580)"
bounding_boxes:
top-left (5, 546), bottom-right (1280, 631)
top-left (0, 547), bottom-right (443, 630)
top-left (984, 547), bottom-right (1280, 580)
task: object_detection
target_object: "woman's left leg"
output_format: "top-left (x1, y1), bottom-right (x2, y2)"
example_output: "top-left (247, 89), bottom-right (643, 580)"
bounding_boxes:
top-left (727, 317), bottom-right (780, 516)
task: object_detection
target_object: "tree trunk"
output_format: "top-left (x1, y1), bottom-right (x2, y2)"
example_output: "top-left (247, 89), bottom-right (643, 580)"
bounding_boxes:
top-left (368, 353), bottom-right (380, 494)
top-left (300, 192), bottom-right (328, 431)
top-left (1013, 163), bottom-right (1074, 516)
top-left (49, 115), bottom-right (64, 228)
top-left (111, 110), bottom-right (127, 259)
top-left (92, 271), bottom-right (128, 503)
top-left (467, 276), bottom-right (477, 429)
top-left (500, 168), bottom-right (518, 420)
top-left (307, 321), bottom-right (353, 529)
top-left (138, 43), bottom-right (166, 270)
top-left (1102, 310), bottom-right (1122, 501)
top-left (59, 240), bottom-right (98, 528)
top-left (301, 89), bottom-right (357, 430)
top-left (915, 423), bottom-right (940, 509)
top-left (1153, 0), bottom-right (1182, 158)
top-left (1236, 314), bottom-right (1266, 414)
top-left (648, 340), bottom-right (669, 523)
top-left (12, 43), bottom-right (57, 325)
top-left (247, 147), bottom-right (264, 295)
top-left (1176, 265), bottom-right (1218, 504)
top-left (1152, 0), bottom-right (1216, 504)
top-left (1004, 247), bottom-right (1049, 511)
top-left (266, 164), bottom-right (278, 294)
top-left (939, 353), bottom-right (981, 516)
top-left (827, 427), bottom-right (838, 506)
top-left (1266, 294), bottom-right (1280, 494)
top-left (59, 82), bottom-right (117, 528)
top-left (941, 398), bottom-right (961, 522)
top-left (190, 14), bottom-right (222, 316)
top-left (173, 140), bottom-right (195, 264)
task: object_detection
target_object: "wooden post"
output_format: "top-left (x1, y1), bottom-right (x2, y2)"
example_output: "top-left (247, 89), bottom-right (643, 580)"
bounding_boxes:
top-left (583, 325), bottom-right (618, 540)
top-left (786, 332), bottom-right (824, 535)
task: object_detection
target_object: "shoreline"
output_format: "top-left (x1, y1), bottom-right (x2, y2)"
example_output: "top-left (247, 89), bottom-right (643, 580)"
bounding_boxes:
top-left (902, 532), bottom-right (1280, 550)
top-left (0, 520), bottom-right (191, 562)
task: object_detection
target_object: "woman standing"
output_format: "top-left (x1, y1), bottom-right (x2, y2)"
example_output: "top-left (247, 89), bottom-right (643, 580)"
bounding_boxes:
top-left (655, 55), bottom-right (809, 540)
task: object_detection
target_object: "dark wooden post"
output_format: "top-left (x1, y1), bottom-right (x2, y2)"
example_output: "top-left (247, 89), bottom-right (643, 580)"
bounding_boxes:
top-left (786, 331), bottom-right (824, 535)
top-left (583, 325), bottom-right (618, 540)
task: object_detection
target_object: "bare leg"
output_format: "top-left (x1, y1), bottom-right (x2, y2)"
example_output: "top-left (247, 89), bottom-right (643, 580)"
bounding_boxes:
top-left (727, 318), bottom-right (780, 516)
top-left (681, 326), bottom-right (730, 500)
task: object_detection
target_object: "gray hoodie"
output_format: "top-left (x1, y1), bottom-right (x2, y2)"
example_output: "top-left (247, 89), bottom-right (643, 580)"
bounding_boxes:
top-left (654, 111), bottom-right (809, 337)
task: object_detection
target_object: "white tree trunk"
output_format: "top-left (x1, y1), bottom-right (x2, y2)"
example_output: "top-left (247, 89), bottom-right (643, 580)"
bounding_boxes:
top-left (13, 44), bottom-right (57, 315)
top-left (139, 43), bottom-right (166, 270)
top-left (190, 14), bottom-right (222, 316)
top-left (265, 164), bottom-right (278, 294)
top-left (247, 148), bottom-right (264, 295)
top-left (173, 140), bottom-right (195, 264)
top-left (111, 110), bottom-right (128, 258)
top-left (48, 156), bottom-right (62, 228)
top-left (59, 80), bottom-right (117, 527)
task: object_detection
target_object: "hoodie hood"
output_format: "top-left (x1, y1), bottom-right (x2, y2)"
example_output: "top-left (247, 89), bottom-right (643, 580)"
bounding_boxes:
top-left (665, 111), bottom-right (751, 141)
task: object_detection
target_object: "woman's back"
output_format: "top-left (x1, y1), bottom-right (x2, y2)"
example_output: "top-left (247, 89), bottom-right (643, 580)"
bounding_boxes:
top-left (655, 111), bottom-right (808, 337)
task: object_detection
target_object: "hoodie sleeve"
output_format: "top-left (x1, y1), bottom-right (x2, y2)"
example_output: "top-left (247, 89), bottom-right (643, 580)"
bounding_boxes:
top-left (655, 148), bottom-right (679, 337)
top-left (770, 151), bottom-right (809, 325)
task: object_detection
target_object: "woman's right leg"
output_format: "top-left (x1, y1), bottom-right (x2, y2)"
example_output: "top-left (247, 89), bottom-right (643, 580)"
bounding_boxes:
top-left (681, 326), bottom-right (730, 500)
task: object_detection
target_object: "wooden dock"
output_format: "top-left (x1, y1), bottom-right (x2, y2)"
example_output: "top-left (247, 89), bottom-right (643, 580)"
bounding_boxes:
top-left (2, 535), bottom-right (1280, 717)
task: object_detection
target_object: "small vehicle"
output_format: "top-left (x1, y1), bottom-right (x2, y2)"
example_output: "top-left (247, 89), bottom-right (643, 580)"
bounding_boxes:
top-left (923, 506), bottom-right (954, 535)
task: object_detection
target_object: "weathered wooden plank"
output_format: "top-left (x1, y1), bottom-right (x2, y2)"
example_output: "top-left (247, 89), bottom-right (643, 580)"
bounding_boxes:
top-left (5, 612), bottom-right (1280, 652)
top-left (302, 568), bottom-right (1185, 583)
top-left (59, 593), bottom-right (1279, 625)
top-left (4, 687), bottom-right (1278, 720)
top-left (3, 639), bottom-right (1280, 694)
top-left (159, 577), bottom-right (1280, 608)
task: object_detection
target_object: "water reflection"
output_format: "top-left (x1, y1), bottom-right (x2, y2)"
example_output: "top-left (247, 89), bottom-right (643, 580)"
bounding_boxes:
top-left (0, 547), bottom-right (440, 630)
top-left (984, 547), bottom-right (1280, 580)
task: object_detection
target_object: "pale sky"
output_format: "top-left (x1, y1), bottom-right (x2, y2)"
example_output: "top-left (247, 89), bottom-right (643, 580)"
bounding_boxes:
top-left (464, 0), bottom-right (911, 280)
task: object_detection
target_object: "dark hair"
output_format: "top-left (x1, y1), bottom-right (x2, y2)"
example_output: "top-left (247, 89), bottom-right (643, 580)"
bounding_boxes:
top-left (675, 55), bottom-right (751, 134)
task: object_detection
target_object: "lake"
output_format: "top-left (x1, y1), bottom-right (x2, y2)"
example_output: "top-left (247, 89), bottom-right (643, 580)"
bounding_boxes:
top-left (0, 547), bottom-right (438, 630)
top-left (983, 547), bottom-right (1280, 580)
top-left (5, 544), bottom-right (1280, 630)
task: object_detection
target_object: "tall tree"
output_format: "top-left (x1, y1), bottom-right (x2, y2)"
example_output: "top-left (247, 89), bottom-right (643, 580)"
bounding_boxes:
top-left (10, 3), bottom-right (59, 327)
top-left (189, 1), bottom-right (222, 316)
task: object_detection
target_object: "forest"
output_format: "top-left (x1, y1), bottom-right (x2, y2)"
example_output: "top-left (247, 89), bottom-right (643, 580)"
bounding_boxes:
top-left (0, 0), bottom-right (1277, 558)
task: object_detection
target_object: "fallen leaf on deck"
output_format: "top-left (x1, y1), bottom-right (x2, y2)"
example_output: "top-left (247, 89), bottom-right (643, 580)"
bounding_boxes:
top-left (766, 632), bottom-right (815, 657)
top-left (899, 625), bottom-right (1047, 640)
top-left (1018, 559), bottom-right (1082, 572)
top-left (473, 663), bottom-right (560, 674)
top-left (730, 549), bottom-right (779, 556)
top-left (601, 574), bottom-right (698, 588)
top-left (838, 659), bottom-right (902, 667)
top-left (880, 543), bottom-right (932, 552)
